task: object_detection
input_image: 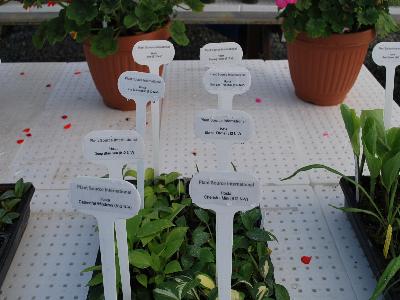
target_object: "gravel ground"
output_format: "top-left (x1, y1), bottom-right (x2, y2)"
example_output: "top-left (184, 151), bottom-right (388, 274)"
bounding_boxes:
top-left (1, 25), bottom-right (399, 102)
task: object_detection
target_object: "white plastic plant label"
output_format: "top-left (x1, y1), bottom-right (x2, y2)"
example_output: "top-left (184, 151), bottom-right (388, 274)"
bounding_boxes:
top-left (200, 42), bottom-right (243, 67)
top-left (203, 66), bottom-right (251, 96)
top-left (70, 176), bottom-right (141, 219)
top-left (372, 42), bottom-right (400, 128)
top-left (83, 130), bottom-right (144, 162)
top-left (118, 71), bottom-right (165, 103)
top-left (132, 40), bottom-right (175, 67)
top-left (194, 109), bottom-right (254, 142)
top-left (372, 42), bottom-right (400, 66)
top-left (189, 171), bottom-right (260, 210)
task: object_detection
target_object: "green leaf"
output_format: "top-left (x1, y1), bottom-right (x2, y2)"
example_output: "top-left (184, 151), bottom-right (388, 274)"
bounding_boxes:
top-left (170, 20), bottom-right (189, 46)
top-left (124, 169), bottom-right (137, 179)
top-left (14, 178), bottom-right (25, 198)
top-left (137, 219), bottom-right (175, 238)
top-left (194, 208), bottom-right (209, 224)
top-left (144, 186), bottom-right (156, 208)
top-left (66, 0), bottom-right (98, 26)
top-left (81, 265), bottom-right (102, 273)
top-left (192, 228), bottom-right (210, 246)
top-left (341, 104), bottom-right (361, 157)
top-left (123, 13), bottom-right (138, 29)
top-left (386, 128), bottom-right (400, 152)
top-left (362, 117), bottom-right (381, 179)
top-left (381, 151), bottom-right (400, 193)
top-left (305, 18), bottom-right (329, 38)
top-left (165, 172), bottom-right (181, 185)
top-left (129, 249), bottom-right (152, 268)
top-left (167, 203), bottom-right (187, 221)
top-left (2, 212), bottom-right (19, 224)
top-left (183, 0), bottom-right (204, 12)
top-left (90, 27), bottom-right (118, 58)
top-left (164, 260), bottom-right (182, 274)
top-left (0, 190), bottom-right (16, 201)
top-left (177, 180), bottom-right (186, 194)
top-left (126, 214), bottom-right (143, 243)
top-left (245, 228), bottom-right (276, 242)
top-left (275, 284), bottom-right (290, 300)
top-left (163, 227), bottom-right (188, 259)
top-left (330, 205), bottom-right (383, 224)
top-left (370, 255), bottom-right (400, 300)
top-left (87, 273), bottom-right (103, 287)
top-left (145, 168), bottom-right (155, 181)
top-left (135, 3), bottom-right (157, 32)
top-left (136, 274), bottom-right (148, 288)
top-left (240, 208), bottom-right (261, 231)
top-left (199, 247), bottom-right (214, 263)
top-left (151, 253), bottom-right (162, 272)
top-left (2, 198), bottom-right (21, 211)
top-left (32, 21), bottom-right (48, 49)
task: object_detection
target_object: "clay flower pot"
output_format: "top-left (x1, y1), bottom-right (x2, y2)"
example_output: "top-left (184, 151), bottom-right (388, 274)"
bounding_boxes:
top-left (84, 24), bottom-right (170, 111)
top-left (287, 29), bottom-right (375, 106)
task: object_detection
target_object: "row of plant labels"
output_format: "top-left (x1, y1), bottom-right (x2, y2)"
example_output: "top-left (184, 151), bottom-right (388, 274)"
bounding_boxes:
top-left (67, 40), bottom-right (255, 300)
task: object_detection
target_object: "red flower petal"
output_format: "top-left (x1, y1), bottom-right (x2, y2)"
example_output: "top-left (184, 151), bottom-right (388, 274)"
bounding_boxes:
top-left (64, 123), bottom-right (72, 130)
top-left (322, 131), bottom-right (329, 137)
top-left (256, 98), bottom-right (263, 103)
top-left (22, 128), bottom-right (30, 133)
top-left (20, 72), bottom-right (25, 76)
top-left (74, 71), bottom-right (81, 75)
top-left (16, 139), bottom-right (24, 145)
top-left (26, 133), bottom-right (32, 137)
top-left (301, 256), bottom-right (312, 265)
top-left (61, 115), bottom-right (68, 120)
top-left (46, 84), bottom-right (51, 88)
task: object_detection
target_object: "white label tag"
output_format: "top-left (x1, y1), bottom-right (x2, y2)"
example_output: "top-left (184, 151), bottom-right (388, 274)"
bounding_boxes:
top-left (194, 109), bottom-right (254, 142)
top-left (372, 42), bottom-right (400, 66)
top-left (83, 130), bottom-right (144, 162)
top-left (118, 71), bottom-right (165, 103)
top-left (203, 66), bottom-right (251, 96)
top-left (70, 176), bottom-right (141, 219)
top-left (189, 171), bottom-right (260, 210)
top-left (200, 42), bottom-right (243, 67)
top-left (132, 40), bottom-right (175, 66)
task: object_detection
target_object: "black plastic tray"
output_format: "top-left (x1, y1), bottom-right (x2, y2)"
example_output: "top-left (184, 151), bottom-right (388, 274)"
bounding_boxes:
top-left (0, 183), bottom-right (35, 288)
top-left (340, 177), bottom-right (397, 300)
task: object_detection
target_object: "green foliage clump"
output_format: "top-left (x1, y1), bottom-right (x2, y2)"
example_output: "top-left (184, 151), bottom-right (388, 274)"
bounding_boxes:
top-left (22, 0), bottom-right (204, 57)
top-left (277, 0), bottom-right (399, 42)
top-left (84, 169), bottom-right (290, 300)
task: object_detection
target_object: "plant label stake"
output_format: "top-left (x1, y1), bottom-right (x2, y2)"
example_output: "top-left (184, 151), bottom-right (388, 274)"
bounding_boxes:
top-left (189, 171), bottom-right (260, 300)
top-left (118, 71), bottom-right (165, 207)
top-left (203, 66), bottom-right (251, 170)
top-left (132, 40), bottom-right (175, 176)
top-left (372, 42), bottom-right (400, 128)
top-left (83, 130), bottom-right (144, 300)
top-left (194, 109), bottom-right (254, 170)
top-left (200, 42), bottom-right (243, 67)
top-left (70, 177), bottom-right (141, 300)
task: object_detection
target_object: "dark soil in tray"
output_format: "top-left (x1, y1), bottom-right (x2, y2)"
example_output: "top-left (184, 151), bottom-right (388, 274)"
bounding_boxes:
top-left (0, 184), bottom-right (35, 288)
top-left (340, 176), bottom-right (399, 300)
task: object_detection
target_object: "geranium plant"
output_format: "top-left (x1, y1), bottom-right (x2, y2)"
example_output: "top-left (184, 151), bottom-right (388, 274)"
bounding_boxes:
top-left (22, 0), bottom-right (204, 57)
top-left (84, 168), bottom-right (290, 300)
top-left (276, 0), bottom-right (400, 42)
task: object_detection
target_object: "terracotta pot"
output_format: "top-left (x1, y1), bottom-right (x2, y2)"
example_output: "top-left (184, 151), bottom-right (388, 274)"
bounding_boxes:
top-left (287, 29), bottom-right (375, 106)
top-left (84, 25), bottom-right (170, 111)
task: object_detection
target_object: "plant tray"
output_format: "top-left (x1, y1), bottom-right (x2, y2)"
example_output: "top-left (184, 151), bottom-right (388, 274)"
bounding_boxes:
top-left (340, 177), bottom-right (397, 300)
top-left (0, 183), bottom-right (35, 288)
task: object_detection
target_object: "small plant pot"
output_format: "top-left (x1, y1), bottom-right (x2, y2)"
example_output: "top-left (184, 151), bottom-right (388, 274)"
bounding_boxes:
top-left (0, 184), bottom-right (35, 288)
top-left (340, 177), bottom-right (398, 300)
top-left (83, 24), bottom-right (170, 111)
top-left (287, 29), bottom-right (375, 106)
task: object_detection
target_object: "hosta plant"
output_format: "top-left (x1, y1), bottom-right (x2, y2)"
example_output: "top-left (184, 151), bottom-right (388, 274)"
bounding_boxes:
top-left (22, 0), bottom-right (204, 57)
top-left (283, 104), bottom-right (400, 299)
top-left (277, 0), bottom-right (400, 42)
top-left (84, 169), bottom-right (290, 300)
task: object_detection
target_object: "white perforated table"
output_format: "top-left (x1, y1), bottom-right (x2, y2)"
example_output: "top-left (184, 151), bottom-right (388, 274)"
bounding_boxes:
top-left (0, 60), bottom-right (397, 300)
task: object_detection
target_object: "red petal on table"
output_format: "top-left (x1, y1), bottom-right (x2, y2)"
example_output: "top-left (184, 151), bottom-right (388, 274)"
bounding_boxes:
top-left (16, 139), bottom-right (24, 145)
top-left (20, 72), bottom-right (25, 76)
top-left (301, 256), bottom-right (312, 265)
top-left (61, 115), bottom-right (68, 120)
top-left (256, 98), bottom-right (263, 103)
top-left (322, 131), bottom-right (329, 137)
top-left (22, 128), bottom-right (30, 133)
top-left (64, 123), bottom-right (72, 130)
top-left (46, 84), bottom-right (51, 88)
top-left (74, 71), bottom-right (81, 75)
top-left (191, 149), bottom-right (197, 156)
top-left (26, 133), bottom-right (32, 137)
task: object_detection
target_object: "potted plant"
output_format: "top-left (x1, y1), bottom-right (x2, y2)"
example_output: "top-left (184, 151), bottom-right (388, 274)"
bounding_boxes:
top-left (282, 104), bottom-right (400, 299)
top-left (276, 0), bottom-right (399, 106)
top-left (22, 0), bottom-right (203, 111)
top-left (84, 168), bottom-right (290, 300)
top-left (0, 179), bottom-right (35, 288)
